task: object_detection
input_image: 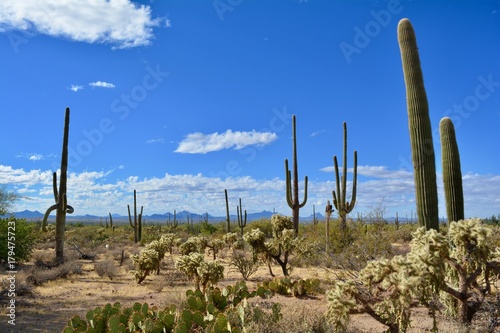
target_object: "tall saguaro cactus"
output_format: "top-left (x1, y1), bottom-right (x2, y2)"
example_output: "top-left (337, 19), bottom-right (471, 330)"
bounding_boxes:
top-left (224, 189), bottom-right (231, 233)
top-left (41, 107), bottom-right (74, 263)
top-left (285, 114), bottom-right (308, 236)
top-left (439, 117), bottom-right (464, 223)
top-left (127, 190), bottom-right (143, 243)
top-left (398, 18), bottom-right (439, 231)
top-left (332, 122), bottom-right (357, 231)
top-left (236, 198), bottom-right (247, 236)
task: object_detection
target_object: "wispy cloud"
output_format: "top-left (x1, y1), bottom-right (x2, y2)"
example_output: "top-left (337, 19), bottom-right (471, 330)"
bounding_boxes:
top-left (146, 138), bottom-right (165, 144)
top-left (69, 84), bottom-right (84, 92)
top-left (89, 81), bottom-right (115, 88)
top-left (0, 0), bottom-right (165, 49)
top-left (311, 129), bottom-right (326, 137)
top-left (175, 130), bottom-right (278, 154)
top-left (16, 153), bottom-right (53, 161)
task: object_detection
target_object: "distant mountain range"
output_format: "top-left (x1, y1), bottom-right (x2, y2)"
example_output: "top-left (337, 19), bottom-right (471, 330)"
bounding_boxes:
top-left (7, 209), bottom-right (326, 223)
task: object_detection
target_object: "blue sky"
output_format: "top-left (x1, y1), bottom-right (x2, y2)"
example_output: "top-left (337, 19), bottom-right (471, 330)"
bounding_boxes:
top-left (1, 0), bottom-right (499, 220)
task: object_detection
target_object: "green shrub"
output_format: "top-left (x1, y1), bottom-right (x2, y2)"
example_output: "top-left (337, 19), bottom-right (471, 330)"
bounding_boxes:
top-left (0, 217), bottom-right (37, 265)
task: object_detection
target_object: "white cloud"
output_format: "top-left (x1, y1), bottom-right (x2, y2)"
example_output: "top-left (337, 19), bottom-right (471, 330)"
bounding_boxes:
top-left (69, 84), bottom-right (84, 92)
top-left (89, 81), bottom-right (115, 88)
top-left (175, 130), bottom-right (278, 154)
top-left (3, 164), bottom-right (499, 219)
top-left (320, 165), bottom-right (413, 180)
top-left (0, 0), bottom-right (163, 49)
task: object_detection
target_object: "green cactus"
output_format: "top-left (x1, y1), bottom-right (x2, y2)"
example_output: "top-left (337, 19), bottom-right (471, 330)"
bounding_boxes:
top-left (224, 189), bottom-right (231, 233)
top-left (108, 212), bottom-right (113, 230)
top-left (325, 200), bottom-right (333, 252)
top-left (236, 198), bottom-right (247, 236)
top-left (398, 18), bottom-right (439, 231)
top-left (439, 117), bottom-right (464, 223)
top-left (41, 107), bottom-right (74, 263)
top-left (332, 122), bottom-right (357, 232)
top-left (285, 114), bottom-right (308, 236)
top-left (127, 190), bottom-right (143, 243)
top-left (167, 210), bottom-right (179, 228)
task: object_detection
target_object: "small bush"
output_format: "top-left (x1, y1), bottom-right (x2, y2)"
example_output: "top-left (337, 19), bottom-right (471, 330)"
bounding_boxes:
top-left (25, 261), bottom-right (82, 286)
top-left (230, 250), bottom-right (260, 280)
top-left (94, 260), bottom-right (119, 280)
top-left (0, 218), bottom-right (37, 265)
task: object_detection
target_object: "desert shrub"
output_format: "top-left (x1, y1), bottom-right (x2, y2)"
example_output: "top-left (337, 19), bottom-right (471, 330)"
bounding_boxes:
top-left (66, 225), bottom-right (109, 251)
top-left (25, 260), bottom-right (82, 286)
top-left (0, 217), bottom-right (37, 265)
top-left (230, 249), bottom-right (260, 280)
top-left (94, 260), bottom-right (119, 280)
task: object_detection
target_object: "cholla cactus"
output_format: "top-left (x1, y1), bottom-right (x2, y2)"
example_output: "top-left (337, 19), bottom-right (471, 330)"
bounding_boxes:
top-left (223, 232), bottom-right (239, 248)
top-left (271, 214), bottom-right (293, 238)
top-left (197, 260), bottom-right (225, 292)
top-left (243, 214), bottom-right (302, 276)
top-left (131, 247), bottom-right (159, 284)
top-left (179, 236), bottom-right (208, 255)
top-left (325, 219), bottom-right (500, 331)
top-left (175, 252), bottom-right (224, 291)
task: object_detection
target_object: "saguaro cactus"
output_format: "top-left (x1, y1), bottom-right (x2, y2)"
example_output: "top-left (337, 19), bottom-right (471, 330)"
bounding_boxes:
top-left (285, 115), bottom-right (308, 236)
top-left (325, 200), bottom-right (333, 252)
top-left (41, 107), bottom-right (74, 263)
top-left (224, 189), bottom-right (231, 232)
top-left (237, 198), bottom-right (247, 236)
top-left (108, 212), bottom-right (113, 229)
top-left (439, 117), bottom-right (464, 223)
top-left (127, 190), bottom-right (143, 243)
top-left (332, 122), bottom-right (357, 231)
top-left (398, 18), bottom-right (439, 231)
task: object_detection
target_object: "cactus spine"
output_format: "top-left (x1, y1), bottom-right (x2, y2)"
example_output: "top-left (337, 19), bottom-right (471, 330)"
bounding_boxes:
top-left (332, 122), bottom-right (357, 231)
top-left (398, 18), bottom-right (439, 231)
top-left (285, 115), bottom-right (308, 236)
top-left (237, 198), bottom-right (247, 236)
top-left (128, 190), bottom-right (143, 243)
top-left (439, 117), bottom-right (464, 223)
top-left (224, 189), bottom-right (231, 232)
top-left (41, 107), bottom-right (74, 263)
